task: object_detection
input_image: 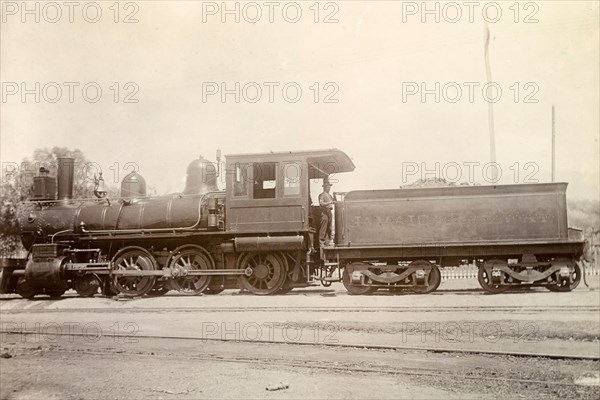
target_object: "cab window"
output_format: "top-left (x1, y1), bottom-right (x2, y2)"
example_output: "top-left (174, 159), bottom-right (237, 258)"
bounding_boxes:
top-left (233, 163), bottom-right (249, 197)
top-left (283, 162), bottom-right (301, 196)
top-left (253, 162), bottom-right (277, 199)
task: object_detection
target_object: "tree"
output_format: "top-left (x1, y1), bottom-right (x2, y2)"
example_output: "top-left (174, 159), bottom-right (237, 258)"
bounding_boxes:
top-left (0, 147), bottom-right (96, 256)
top-left (0, 183), bottom-right (22, 255)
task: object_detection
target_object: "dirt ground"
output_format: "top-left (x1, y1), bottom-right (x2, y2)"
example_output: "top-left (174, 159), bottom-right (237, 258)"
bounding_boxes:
top-left (1, 334), bottom-right (599, 400)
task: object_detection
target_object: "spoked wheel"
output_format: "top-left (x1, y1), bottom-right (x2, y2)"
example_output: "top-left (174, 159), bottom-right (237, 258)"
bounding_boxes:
top-left (239, 252), bottom-right (287, 295)
top-left (410, 261), bottom-right (442, 294)
top-left (15, 276), bottom-right (36, 299)
top-left (74, 275), bottom-right (101, 297)
top-left (169, 246), bottom-right (214, 295)
top-left (478, 259), bottom-right (510, 294)
top-left (112, 246), bottom-right (157, 297)
top-left (342, 263), bottom-right (377, 295)
top-left (548, 259), bottom-right (582, 292)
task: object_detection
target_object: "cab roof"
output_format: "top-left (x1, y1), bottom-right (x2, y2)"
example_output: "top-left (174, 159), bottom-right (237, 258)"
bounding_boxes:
top-left (226, 148), bottom-right (355, 178)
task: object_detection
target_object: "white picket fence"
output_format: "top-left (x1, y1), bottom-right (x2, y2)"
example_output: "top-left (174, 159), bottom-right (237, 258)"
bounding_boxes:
top-left (441, 265), bottom-right (479, 280)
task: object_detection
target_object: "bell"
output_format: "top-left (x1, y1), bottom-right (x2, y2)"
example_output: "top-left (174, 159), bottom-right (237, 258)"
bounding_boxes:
top-left (94, 172), bottom-right (108, 198)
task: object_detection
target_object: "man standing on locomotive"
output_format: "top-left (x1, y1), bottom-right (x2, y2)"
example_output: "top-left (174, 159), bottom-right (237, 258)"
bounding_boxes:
top-left (319, 179), bottom-right (334, 246)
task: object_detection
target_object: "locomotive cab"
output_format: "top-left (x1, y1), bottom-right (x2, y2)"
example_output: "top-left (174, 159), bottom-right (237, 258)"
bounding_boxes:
top-left (224, 149), bottom-right (355, 236)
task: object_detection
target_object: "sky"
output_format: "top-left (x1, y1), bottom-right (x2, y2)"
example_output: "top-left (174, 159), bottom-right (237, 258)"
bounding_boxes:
top-left (1, 0), bottom-right (598, 202)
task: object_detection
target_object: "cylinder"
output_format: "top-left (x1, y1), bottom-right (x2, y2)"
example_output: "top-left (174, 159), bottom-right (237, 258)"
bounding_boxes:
top-left (57, 157), bottom-right (75, 200)
top-left (24, 257), bottom-right (68, 290)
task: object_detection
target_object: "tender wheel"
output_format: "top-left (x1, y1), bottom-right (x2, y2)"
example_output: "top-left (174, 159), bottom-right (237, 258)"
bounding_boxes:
top-left (411, 261), bottom-right (442, 294)
top-left (15, 276), bottom-right (35, 299)
top-left (74, 275), bottom-right (101, 297)
top-left (112, 246), bottom-right (157, 297)
top-left (548, 260), bottom-right (582, 292)
top-left (238, 252), bottom-right (287, 295)
top-left (169, 246), bottom-right (214, 295)
top-left (478, 259), bottom-right (510, 294)
top-left (342, 264), bottom-right (377, 295)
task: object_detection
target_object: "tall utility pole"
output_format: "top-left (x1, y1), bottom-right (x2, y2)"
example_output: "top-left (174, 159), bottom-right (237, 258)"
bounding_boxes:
top-left (552, 105), bottom-right (556, 182)
top-left (484, 23), bottom-right (497, 180)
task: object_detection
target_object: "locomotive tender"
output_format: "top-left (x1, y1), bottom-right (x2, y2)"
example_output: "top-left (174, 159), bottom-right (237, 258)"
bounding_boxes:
top-left (0, 149), bottom-right (586, 298)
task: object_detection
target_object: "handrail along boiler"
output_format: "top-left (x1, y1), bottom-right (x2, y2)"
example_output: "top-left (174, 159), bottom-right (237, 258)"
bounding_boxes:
top-left (0, 149), bottom-right (586, 298)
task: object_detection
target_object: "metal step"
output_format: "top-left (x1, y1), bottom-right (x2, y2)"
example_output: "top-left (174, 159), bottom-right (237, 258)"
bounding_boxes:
top-left (322, 277), bottom-right (341, 282)
top-left (324, 262), bottom-right (338, 266)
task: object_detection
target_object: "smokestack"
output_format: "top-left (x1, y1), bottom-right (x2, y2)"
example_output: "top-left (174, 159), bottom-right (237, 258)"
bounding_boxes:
top-left (57, 157), bottom-right (75, 200)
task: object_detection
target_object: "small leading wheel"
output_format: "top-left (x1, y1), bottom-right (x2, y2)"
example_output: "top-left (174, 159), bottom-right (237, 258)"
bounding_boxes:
top-left (112, 246), bottom-right (157, 297)
top-left (478, 259), bottom-right (510, 294)
top-left (342, 264), bottom-right (377, 295)
top-left (548, 259), bottom-right (582, 292)
top-left (74, 275), bottom-right (101, 297)
top-left (169, 246), bottom-right (214, 295)
top-left (238, 252), bottom-right (287, 295)
top-left (15, 276), bottom-right (35, 299)
top-left (410, 261), bottom-right (442, 294)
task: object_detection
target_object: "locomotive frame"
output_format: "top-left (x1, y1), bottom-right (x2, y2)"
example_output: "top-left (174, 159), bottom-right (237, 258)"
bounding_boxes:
top-left (0, 148), bottom-right (587, 298)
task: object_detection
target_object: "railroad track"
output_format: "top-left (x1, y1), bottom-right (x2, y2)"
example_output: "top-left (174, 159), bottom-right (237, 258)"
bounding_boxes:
top-left (32, 346), bottom-right (597, 388)
top-left (2, 329), bottom-right (598, 361)
top-left (1, 304), bottom-right (598, 314)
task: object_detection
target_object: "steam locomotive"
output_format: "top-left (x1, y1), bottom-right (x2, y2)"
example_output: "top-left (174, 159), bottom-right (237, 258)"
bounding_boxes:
top-left (0, 149), bottom-right (586, 298)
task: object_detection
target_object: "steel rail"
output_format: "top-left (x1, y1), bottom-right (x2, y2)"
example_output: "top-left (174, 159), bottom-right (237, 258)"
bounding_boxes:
top-left (34, 347), bottom-right (596, 388)
top-left (1, 305), bottom-right (598, 314)
top-left (1, 329), bottom-right (598, 361)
